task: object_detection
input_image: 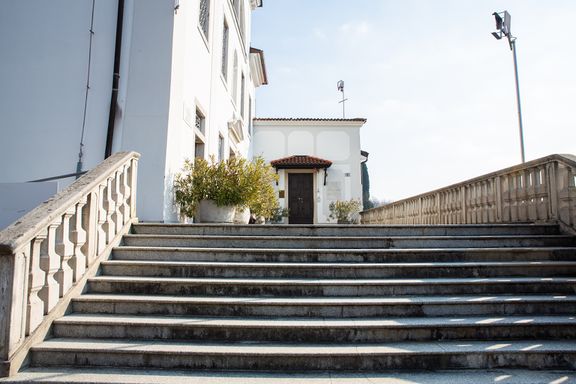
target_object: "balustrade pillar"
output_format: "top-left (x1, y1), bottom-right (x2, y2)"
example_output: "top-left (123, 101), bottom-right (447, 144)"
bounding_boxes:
top-left (70, 198), bottom-right (87, 281)
top-left (104, 177), bottom-right (117, 243)
top-left (111, 170), bottom-right (124, 235)
top-left (27, 234), bottom-right (46, 334)
top-left (55, 209), bottom-right (75, 297)
top-left (130, 159), bottom-right (138, 219)
top-left (121, 164), bottom-right (131, 225)
top-left (97, 185), bottom-right (108, 255)
top-left (38, 222), bottom-right (61, 314)
top-left (83, 191), bottom-right (98, 265)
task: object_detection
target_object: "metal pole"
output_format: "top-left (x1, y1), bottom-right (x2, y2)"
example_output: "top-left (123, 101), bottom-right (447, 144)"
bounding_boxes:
top-left (342, 89), bottom-right (346, 118)
top-left (511, 39), bottom-right (525, 163)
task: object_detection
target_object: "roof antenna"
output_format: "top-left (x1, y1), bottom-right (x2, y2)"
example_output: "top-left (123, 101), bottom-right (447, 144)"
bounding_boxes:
top-left (337, 80), bottom-right (348, 118)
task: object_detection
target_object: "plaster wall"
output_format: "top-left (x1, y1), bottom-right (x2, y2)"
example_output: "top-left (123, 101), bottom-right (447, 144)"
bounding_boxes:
top-left (0, 0), bottom-right (260, 223)
top-left (0, 183), bottom-right (60, 230)
top-left (0, 0), bottom-right (118, 182)
top-left (160, 0), bottom-right (259, 222)
top-left (253, 121), bottom-right (364, 223)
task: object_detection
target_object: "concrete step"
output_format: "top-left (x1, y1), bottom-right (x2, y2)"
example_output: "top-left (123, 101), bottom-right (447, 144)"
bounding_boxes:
top-left (102, 260), bottom-right (576, 279)
top-left (31, 338), bottom-right (576, 371)
top-left (72, 294), bottom-right (576, 318)
top-left (132, 223), bottom-right (561, 237)
top-left (121, 234), bottom-right (575, 249)
top-left (3, 367), bottom-right (575, 384)
top-left (52, 314), bottom-right (576, 343)
top-left (100, 260), bottom-right (576, 279)
top-left (112, 246), bottom-right (576, 263)
top-left (88, 276), bottom-right (576, 297)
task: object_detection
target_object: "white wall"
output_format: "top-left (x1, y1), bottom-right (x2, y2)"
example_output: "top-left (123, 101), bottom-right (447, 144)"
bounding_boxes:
top-left (159, 0), bottom-right (260, 222)
top-left (0, 0), bottom-right (262, 224)
top-left (115, 0), bottom-right (174, 222)
top-left (0, 0), bottom-right (118, 182)
top-left (253, 120), bottom-right (364, 223)
top-left (0, 182), bottom-right (60, 230)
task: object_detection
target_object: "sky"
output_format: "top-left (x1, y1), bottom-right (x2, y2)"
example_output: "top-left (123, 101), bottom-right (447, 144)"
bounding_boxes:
top-left (251, 0), bottom-right (576, 202)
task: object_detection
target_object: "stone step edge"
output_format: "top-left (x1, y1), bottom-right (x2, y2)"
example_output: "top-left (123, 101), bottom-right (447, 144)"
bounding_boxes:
top-left (112, 246), bottom-right (576, 254)
top-left (73, 293), bottom-right (576, 306)
top-left (122, 234), bottom-right (573, 241)
top-left (133, 223), bottom-right (557, 229)
top-left (88, 276), bottom-right (576, 285)
top-left (54, 314), bottom-right (576, 329)
top-left (100, 260), bottom-right (576, 269)
top-left (32, 338), bottom-right (576, 355)
top-left (5, 367), bottom-right (575, 384)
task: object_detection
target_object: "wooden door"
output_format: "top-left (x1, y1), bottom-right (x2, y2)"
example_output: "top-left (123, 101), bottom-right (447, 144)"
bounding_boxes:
top-left (288, 173), bottom-right (314, 224)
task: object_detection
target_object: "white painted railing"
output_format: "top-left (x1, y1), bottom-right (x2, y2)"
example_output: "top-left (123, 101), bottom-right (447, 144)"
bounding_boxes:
top-left (0, 152), bottom-right (139, 376)
top-left (361, 154), bottom-right (576, 232)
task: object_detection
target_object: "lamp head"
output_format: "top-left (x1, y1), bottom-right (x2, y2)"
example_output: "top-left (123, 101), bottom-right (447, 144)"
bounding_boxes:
top-left (493, 12), bottom-right (503, 30)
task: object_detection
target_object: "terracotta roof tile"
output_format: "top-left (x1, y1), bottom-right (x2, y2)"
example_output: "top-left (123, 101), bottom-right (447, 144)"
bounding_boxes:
top-left (271, 155), bottom-right (332, 169)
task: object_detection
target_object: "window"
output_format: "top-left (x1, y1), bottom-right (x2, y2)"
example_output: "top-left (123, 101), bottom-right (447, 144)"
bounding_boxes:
top-left (221, 21), bottom-right (229, 80)
top-left (248, 96), bottom-right (252, 136)
top-left (240, 72), bottom-right (245, 119)
top-left (231, 0), bottom-right (245, 45)
top-left (199, 0), bottom-right (210, 39)
top-left (195, 138), bottom-right (205, 160)
top-left (218, 134), bottom-right (225, 162)
top-left (239, 0), bottom-right (245, 44)
top-left (232, 52), bottom-right (238, 103)
top-left (195, 108), bottom-right (205, 135)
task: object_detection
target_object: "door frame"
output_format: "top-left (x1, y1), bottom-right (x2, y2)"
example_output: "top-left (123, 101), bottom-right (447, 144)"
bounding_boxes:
top-left (285, 169), bottom-right (317, 224)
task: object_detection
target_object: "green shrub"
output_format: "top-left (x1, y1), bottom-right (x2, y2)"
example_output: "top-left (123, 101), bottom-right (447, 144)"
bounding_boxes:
top-left (174, 156), bottom-right (280, 220)
top-left (328, 199), bottom-right (362, 224)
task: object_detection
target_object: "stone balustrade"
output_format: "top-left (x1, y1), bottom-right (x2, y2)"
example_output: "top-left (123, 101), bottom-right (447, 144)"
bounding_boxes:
top-left (361, 154), bottom-right (576, 233)
top-left (0, 152), bottom-right (139, 376)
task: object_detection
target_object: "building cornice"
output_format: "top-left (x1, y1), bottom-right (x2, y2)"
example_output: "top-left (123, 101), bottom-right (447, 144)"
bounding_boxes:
top-left (253, 117), bottom-right (367, 127)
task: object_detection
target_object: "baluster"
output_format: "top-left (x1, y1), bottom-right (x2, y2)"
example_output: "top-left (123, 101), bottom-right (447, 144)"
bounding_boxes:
top-left (517, 170), bottom-right (527, 221)
top-left (112, 170), bottom-right (124, 233)
top-left (27, 234), bottom-right (46, 334)
top-left (481, 181), bottom-right (488, 223)
top-left (103, 177), bottom-right (117, 243)
top-left (39, 221), bottom-right (61, 313)
top-left (55, 208), bottom-right (75, 297)
top-left (70, 198), bottom-right (87, 281)
top-left (83, 190), bottom-right (99, 265)
top-left (129, 158), bottom-right (138, 219)
top-left (488, 179), bottom-right (496, 222)
top-left (526, 168), bottom-right (537, 221)
top-left (510, 173), bottom-right (519, 221)
top-left (97, 184), bottom-right (108, 255)
top-left (535, 166), bottom-right (547, 220)
top-left (122, 163), bottom-right (132, 224)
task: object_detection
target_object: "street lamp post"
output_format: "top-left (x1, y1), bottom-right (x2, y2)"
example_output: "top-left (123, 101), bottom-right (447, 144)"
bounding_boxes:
top-left (492, 10), bottom-right (526, 163)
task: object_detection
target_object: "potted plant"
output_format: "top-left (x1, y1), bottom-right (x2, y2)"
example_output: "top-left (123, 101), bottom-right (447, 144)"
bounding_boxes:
top-left (243, 157), bottom-right (280, 223)
top-left (174, 157), bottom-right (246, 223)
top-left (174, 156), bottom-right (279, 223)
top-left (328, 199), bottom-right (362, 224)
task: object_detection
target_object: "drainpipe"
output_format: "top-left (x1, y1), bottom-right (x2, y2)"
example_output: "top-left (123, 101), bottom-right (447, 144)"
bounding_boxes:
top-left (105, 0), bottom-right (125, 158)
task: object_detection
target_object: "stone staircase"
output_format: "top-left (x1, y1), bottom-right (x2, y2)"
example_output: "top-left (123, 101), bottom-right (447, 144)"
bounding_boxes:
top-left (14, 223), bottom-right (576, 378)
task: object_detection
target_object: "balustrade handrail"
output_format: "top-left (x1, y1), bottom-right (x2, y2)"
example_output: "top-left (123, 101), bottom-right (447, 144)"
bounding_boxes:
top-left (0, 152), bottom-right (139, 254)
top-left (0, 151), bottom-right (140, 377)
top-left (361, 154), bottom-right (576, 232)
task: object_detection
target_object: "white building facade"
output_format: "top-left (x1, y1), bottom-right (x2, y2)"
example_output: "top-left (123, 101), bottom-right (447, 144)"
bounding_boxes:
top-left (252, 118), bottom-right (366, 224)
top-left (0, 0), bottom-right (265, 225)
